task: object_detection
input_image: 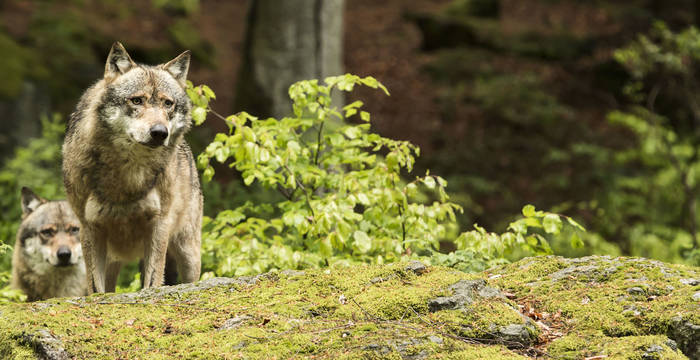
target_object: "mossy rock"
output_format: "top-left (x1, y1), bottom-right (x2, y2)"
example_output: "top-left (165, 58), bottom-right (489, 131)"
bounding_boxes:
top-left (0, 256), bottom-right (697, 359)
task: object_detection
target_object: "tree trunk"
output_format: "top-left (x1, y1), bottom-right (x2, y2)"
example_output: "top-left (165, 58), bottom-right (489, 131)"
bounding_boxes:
top-left (235, 0), bottom-right (345, 118)
top-left (0, 82), bottom-right (50, 164)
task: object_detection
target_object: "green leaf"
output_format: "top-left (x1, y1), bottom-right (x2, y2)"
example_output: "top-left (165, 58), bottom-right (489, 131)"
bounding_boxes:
top-left (565, 217), bottom-right (586, 231)
top-left (202, 85), bottom-right (216, 100)
top-left (386, 152), bottom-right (399, 172)
top-left (192, 107), bottom-right (207, 126)
top-left (344, 126), bottom-right (361, 139)
top-left (243, 174), bottom-right (255, 185)
top-left (570, 233), bottom-right (584, 248)
top-left (242, 127), bottom-right (256, 142)
top-left (353, 231), bottom-right (372, 254)
top-left (320, 236), bottom-right (333, 257)
top-left (406, 183), bottom-right (418, 197)
top-left (287, 173), bottom-right (297, 189)
top-left (357, 193), bottom-right (370, 205)
top-left (542, 214), bottom-right (563, 234)
top-left (360, 111), bottom-right (370, 122)
top-left (423, 176), bottom-right (436, 189)
top-left (214, 147), bottom-right (228, 163)
top-left (202, 166), bottom-right (214, 182)
top-left (522, 205), bottom-right (536, 217)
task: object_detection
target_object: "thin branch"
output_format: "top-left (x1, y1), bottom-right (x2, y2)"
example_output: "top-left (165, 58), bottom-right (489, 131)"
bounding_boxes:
top-left (282, 163), bottom-right (316, 219)
top-left (209, 108), bottom-right (230, 123)
top-left (647, 83), bottom-right (661, 112)
top-left (276, 185), bottom-right (293, 201)
top-left (314, 121), bottom-right (325, 166)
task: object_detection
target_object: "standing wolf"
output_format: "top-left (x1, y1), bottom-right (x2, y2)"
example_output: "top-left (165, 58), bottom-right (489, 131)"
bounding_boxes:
top-left (62, 42), bottom-right (202, 293)
top-left (12, 187), bottom-right (87, 301)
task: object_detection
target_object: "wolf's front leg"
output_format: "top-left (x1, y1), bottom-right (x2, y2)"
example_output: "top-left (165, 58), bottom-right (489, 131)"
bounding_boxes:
top-left (79, 229), bottom-right (95, 294)
top-left (82, 227), bottom-right (108, 293)
top-left (167, 224), bottom-right (202, 284)
top-left (142, 223), bottom-right (169, 289)
top-left (105, 261), bottom-right (122, 293)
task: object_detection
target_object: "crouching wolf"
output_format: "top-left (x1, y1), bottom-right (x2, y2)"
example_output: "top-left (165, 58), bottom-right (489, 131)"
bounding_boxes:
top-left (62, 42), bottom-right (203, 293)
top-left (11, 187), bottom-right (87, 301)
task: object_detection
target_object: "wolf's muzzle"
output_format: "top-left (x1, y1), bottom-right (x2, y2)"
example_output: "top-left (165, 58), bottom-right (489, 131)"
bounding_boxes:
top-left (148, 124), bottom-right (169, 147)
top-left (56, 245), bottom-right (72, 266)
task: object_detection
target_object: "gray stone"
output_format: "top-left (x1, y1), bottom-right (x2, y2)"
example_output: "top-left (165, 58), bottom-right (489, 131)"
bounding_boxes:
top-left (219, 315), bottom-right (252, 330)
top-left (642, 344), bottom-right (664, 359)
top-left (405, 261), bottom-right (428, 275)
top-left (692, 292), bottom-right (700, 302)
top-left (550, 265), bottom-right (598, 282)
top-left (102, 277), bottom-right (259, 304)
top-left (362, 337), bottom-right (432, 359)
top-left (369, 262), bottom-right (427, 285)
top-left (622, 305), bottom-right (641, 316)
top-left (627, 287), bottom-right (645, 295)
top-left (668, 316), bottom-right (700, 360)
top-left (427, 335), bottom-right (443, 344)
top-left (362, 343), bottom-right (391, 354)
top-left (680, 278), bottom-right (700, 286)
top-left (489, 323), bottom-right (537, 347)
top-left (646, 344), bottom-right (663, 353)
top-left (370, 274), bottom-right (396, 284)
top-left (665, 339), bottom-right (678, 351)
top-left (428, 279), bottom-right (503, 312)
top-left (395, 338), bottom-right (429, 360)
top-left (31, 302), bottom-right (55, 311)
top-left (280, 270), bottom-right (306, 277)
top-left (233, 341), bottom-right (248, 350)
top-left (17, 329), bottom-right (71, 360)
top-left (370, 276), bottom-right (385, 284)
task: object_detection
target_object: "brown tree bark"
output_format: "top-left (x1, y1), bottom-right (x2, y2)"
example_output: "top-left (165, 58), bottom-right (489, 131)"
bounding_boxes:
top-left (234, 0), bottom-right (345, 118)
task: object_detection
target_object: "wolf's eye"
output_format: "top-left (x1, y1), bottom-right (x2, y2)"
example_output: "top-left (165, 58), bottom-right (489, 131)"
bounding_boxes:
top-left (130, 97), bottom-right (143, 105)
top-left (68, 226), bottom-right (80, 235)
top-left (164, 99), bottom-right (174, 107)
top-left (40, 229), bottom-right (55, 237)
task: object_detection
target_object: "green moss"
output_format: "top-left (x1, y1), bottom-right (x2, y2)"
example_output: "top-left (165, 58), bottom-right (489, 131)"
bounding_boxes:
top-left (0, 263), bottom-right (480, 358)
top-left (0, 332), bottom-right (35, 360)
top-left (548, 334), bottom-right (686, 360)
top-left (0, 257), bottom-right (697, 358)
top-left (447, 346), bottom-right (528, 359)
top-left (430, 300), bottom-right (527, 339)
top-left (488, 256), bottom-right (698, 358)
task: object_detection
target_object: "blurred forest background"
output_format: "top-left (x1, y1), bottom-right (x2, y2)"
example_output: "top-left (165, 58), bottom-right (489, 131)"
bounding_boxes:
top-left (1, 0), bottom-right (700, 292)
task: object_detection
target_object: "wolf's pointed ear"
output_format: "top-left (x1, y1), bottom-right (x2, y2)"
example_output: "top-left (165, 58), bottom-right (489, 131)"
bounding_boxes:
top-left (162, 50), bottom-right (191, 87)
top-left (21, 187), bottom-right (46, 216)
top-left (105, 42), bottom-right (136, 79)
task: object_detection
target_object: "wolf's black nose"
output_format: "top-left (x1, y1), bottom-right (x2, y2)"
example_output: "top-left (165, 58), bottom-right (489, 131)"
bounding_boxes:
top-left (149, 124), bottom-right (168, 144)
top-left (56, 246), bottom-right (72, 265)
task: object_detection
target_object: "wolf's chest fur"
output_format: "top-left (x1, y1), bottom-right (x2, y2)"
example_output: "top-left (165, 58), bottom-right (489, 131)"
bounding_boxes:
top-left (83, 143), bottom-right (170, 207)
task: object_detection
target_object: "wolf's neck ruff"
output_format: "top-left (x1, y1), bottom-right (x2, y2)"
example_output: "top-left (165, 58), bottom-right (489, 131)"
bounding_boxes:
top-left (86, 148), bottom-right (165, 206)
top-left (84, 115), bottom-right (175, 206)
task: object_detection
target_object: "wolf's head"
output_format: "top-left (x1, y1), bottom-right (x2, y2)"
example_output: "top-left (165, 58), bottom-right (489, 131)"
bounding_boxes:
top-left (18, 187), bottom-right (83, 271)
top-left (96, 42), bottom-right (192, 149)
